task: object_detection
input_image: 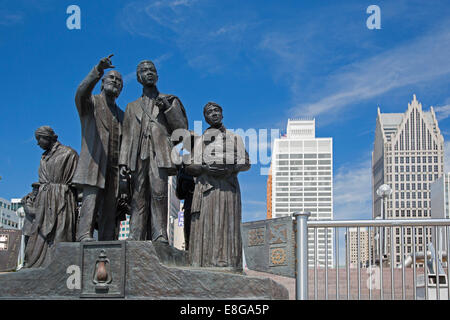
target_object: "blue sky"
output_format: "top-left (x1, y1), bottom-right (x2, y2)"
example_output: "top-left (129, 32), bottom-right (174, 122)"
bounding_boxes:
top-left (1, 0), bottom-right (450, 223)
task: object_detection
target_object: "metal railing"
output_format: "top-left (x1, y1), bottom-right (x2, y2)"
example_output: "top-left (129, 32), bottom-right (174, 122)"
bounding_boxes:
top-left (293, 212), bottom-right (450, 300)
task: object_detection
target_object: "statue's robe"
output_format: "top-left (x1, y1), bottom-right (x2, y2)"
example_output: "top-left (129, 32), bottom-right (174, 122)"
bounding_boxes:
top-left (188, 126), bottom-right (250, 270)
top-left (23, 142), bottom-right (78, 268)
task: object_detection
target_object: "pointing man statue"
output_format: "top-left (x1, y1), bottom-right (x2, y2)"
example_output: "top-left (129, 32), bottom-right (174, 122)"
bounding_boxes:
top-left (119, 60), bottom-right (188, 242)
top-left (72, 54), bottom-right (125, 241)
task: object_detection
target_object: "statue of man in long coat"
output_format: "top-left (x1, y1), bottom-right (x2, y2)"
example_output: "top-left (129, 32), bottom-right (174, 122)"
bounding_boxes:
top-left (22, 126), bottom-right (78, 268)
top-left (72, 54), bottom-right (125, 241)
top-left (119, 60), bottom-right (188, 242)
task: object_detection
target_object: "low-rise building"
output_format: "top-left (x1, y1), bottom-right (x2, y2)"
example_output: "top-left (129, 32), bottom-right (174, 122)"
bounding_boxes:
top-left (0, 198), bottom-right (20, 230)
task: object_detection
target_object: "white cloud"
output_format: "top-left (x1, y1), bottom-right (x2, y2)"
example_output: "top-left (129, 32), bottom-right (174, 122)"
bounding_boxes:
top-left (0, 10), bottom-right (24, 26)
top-left (434, 104), bottom-right (450, 121)
top-left (122, 71), bottom-right (136, 85)
top-left (244, 200), bottom-right (266, 206)
top-left (256, 8), bottom-right (450, 124)
top-left (333, 156), bottom-right (372, 220)
top-left (241, 209), bottom-right (266, 222)
top-left (291, 25), bottom-right (450, 120)
top-left (119, 0), bottom-right (258, 73)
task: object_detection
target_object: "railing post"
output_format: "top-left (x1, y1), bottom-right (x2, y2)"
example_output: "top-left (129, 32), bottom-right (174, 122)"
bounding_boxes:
top-left (294, 211), bottom-right (311, 300)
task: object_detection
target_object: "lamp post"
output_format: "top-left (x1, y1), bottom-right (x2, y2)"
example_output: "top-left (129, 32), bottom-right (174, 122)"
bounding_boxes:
top-left (16, 207), bottom-right (25, 270)
top-left (376, 184), bottom-right (392, 265)
top-left (293, 211), bottom-right (310, 300)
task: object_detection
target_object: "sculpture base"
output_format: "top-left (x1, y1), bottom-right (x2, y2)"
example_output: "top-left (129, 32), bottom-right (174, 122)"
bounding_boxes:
top-left (0, 241), bottom-right (288, 300)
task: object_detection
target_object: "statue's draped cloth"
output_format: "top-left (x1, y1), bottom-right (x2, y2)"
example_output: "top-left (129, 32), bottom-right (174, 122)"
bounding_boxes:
top-left (24, 142), bottom-right (78, 268)
top-left (189, 127), bottom-right (250, 270)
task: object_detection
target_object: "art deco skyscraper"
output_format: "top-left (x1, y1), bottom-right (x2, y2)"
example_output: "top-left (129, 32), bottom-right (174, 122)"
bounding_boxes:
top-left (372, 95), bottom-right (444, 265)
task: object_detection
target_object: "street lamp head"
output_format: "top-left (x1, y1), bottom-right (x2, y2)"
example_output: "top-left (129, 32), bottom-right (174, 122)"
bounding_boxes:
top-left (376, 184), bottom-right (392, 198)
top-left (17, 207), bottom-right (25, 218)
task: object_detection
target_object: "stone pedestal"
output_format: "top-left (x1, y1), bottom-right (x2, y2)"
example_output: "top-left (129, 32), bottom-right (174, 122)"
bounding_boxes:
top-left (0, 241), bottom-right (288, 300)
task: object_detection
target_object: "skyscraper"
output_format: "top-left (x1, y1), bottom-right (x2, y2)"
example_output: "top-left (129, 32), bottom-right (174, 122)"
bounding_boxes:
top-left (271, 119), bottom-right (333, 267)
top-left (347, 227), bottom-right (371, 268)
top-left (372, 95), bottom-right (444, 265)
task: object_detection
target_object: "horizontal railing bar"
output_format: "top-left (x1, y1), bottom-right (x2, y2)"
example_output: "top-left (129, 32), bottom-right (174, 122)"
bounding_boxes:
top-left (307, 219), bottom-right (450, 228)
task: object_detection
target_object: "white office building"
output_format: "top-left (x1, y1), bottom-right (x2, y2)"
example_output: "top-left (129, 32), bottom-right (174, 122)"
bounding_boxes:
top-left (271, 119), bottom-right (333, 267)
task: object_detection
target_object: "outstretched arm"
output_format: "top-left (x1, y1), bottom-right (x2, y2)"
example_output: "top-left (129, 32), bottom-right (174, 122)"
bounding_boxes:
top-left (75, 54), bottom-right (115, 116)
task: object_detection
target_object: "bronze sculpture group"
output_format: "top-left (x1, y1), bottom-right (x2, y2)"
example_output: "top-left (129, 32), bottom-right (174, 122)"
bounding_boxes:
top-left (22, 54), bottom-right (250, 271)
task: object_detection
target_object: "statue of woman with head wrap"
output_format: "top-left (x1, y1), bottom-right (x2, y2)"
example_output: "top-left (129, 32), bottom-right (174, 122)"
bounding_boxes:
top-left (22, 126), bottom-right (79, 268)
top-left (186, 102), bottom-right (250, 271)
